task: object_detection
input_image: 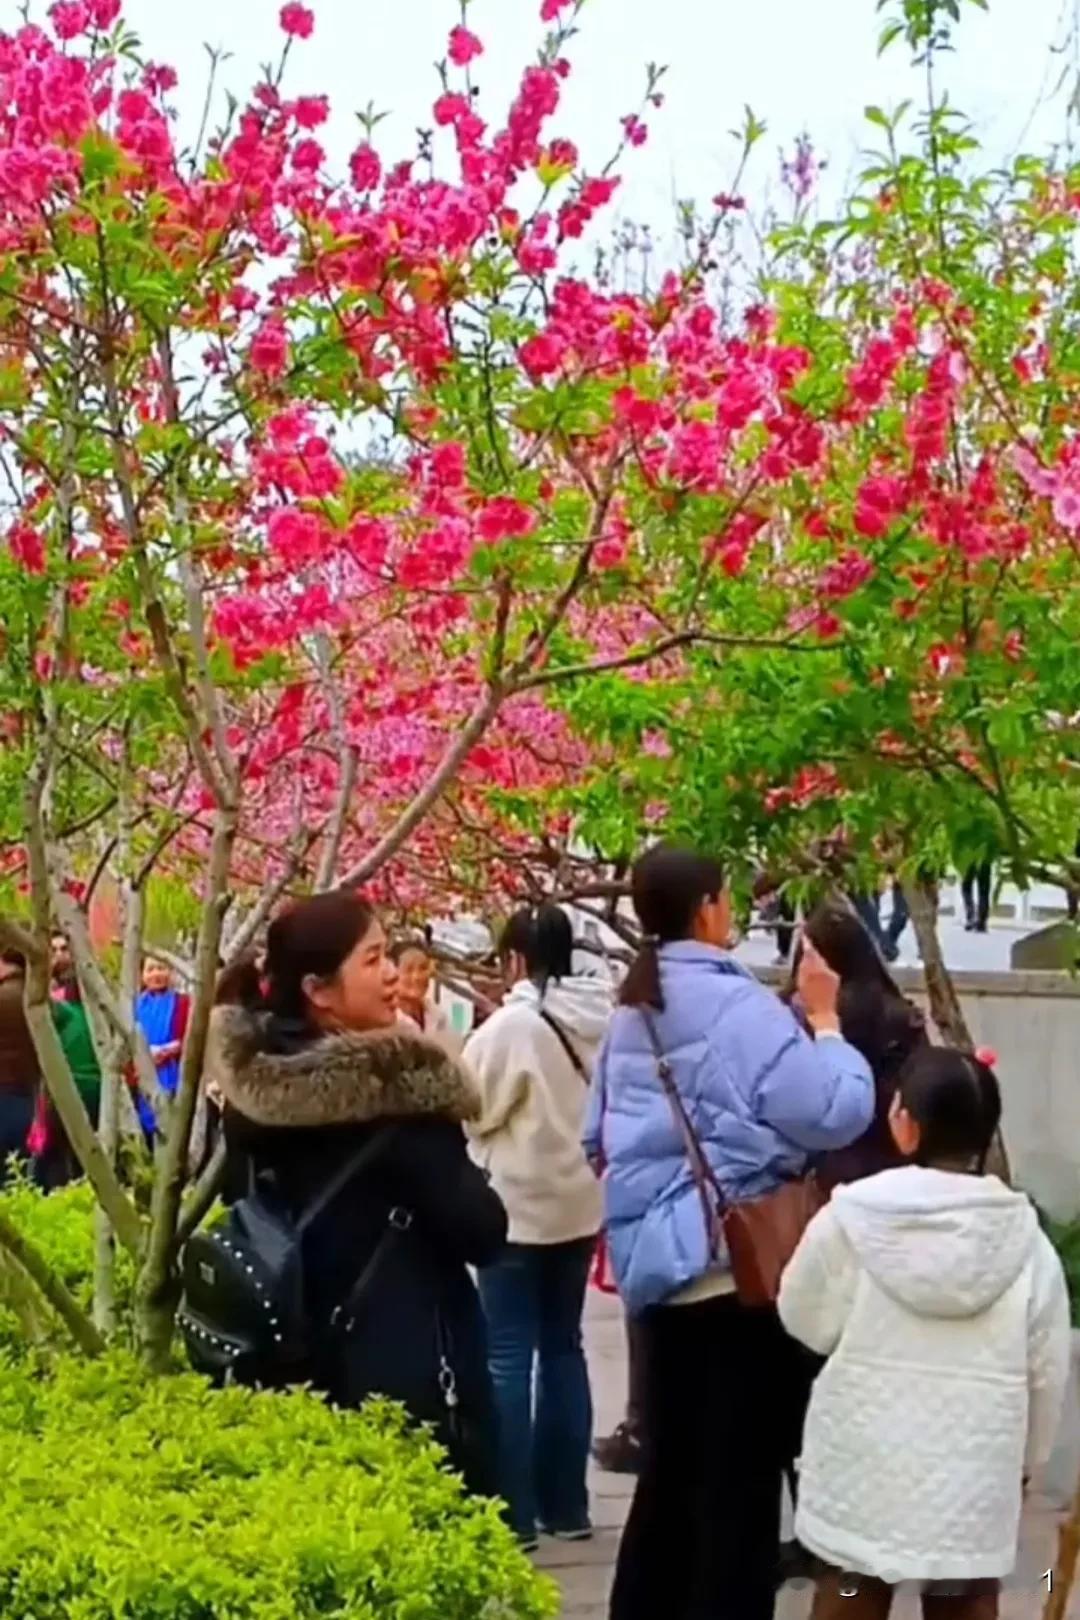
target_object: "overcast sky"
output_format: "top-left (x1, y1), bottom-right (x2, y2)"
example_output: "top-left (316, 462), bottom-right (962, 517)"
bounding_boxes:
top-left (110, 0), bottom-right (1074, 232)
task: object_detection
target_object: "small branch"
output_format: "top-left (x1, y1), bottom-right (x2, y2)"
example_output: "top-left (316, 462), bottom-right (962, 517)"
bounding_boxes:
top-left (312, 634), bottom-right (357, 892)
top-left (0, 1209), bottom-right (106, 1358)
top-left (176, 1141), bottom-right (226, 1247)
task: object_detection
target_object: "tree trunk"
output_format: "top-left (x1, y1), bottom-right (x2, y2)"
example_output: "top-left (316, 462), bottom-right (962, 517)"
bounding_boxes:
top-left (136, 805), bottom-right (236, 1369)
top-left (906, 877), bottom-right (1011, 1183)
top-left (93, 1058), bottom-right (120, 1337)
top-left (1043, 1472), bottom-right (1080, 1620)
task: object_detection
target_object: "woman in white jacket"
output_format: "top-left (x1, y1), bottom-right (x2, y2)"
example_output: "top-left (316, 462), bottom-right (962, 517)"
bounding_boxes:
top-left (779, 1047), bottom-right (1070, 1620)
top-left (464, 905), bottom-right (611, 1549)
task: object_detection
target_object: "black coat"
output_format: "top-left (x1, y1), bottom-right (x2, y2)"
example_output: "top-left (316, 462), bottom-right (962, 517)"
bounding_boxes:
top-left (211, 1007), bottom-right (507, 1493)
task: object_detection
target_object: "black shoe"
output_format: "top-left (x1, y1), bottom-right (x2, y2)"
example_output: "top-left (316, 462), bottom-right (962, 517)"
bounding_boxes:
top-left (591, 1422), bottom-right (641, 1475)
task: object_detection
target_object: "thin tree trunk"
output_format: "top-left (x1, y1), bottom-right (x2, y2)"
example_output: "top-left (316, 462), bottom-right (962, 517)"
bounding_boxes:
top-left (0, 1209), bottom-right (106, 1357)
top-left (93, 1058), bottom-right (120, 1337)
top-left (907, 876), bottom-right (1010, 1182)
top-left (1043, 1473), bottom-right (1080, 1620)
top-left (136, 806), bottom-right (236, 1369)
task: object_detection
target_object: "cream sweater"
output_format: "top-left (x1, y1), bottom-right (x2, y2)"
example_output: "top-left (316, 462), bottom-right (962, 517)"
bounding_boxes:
top-left (463, 977), bottom-right (611, 1246)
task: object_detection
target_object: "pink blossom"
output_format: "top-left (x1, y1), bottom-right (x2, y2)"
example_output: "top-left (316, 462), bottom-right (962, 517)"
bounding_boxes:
top-left (291, 138), bottom-right (324, 173)
top-left (1010, 445), bottom-right (1057, 499)
top-left (143, 63), bottom-right (179, 94)
top-left (641, 731), bottom-right (672, 759)
top-left (434, 92), bottom-right (470, 128)
top-left (540, 0), bottom-right (574, 18)
top-left (477, 498), bottom-right (537, 543)
top-left (448, 24), bottom-right (483, 65)
top-left (88, 0), bottom-right (121, 26)
top-left (1053, 484), bottom-right (1080, 533)
top-left (293, 94), bottom-right (329, 128)
top-left (349, 143), bottom-right (381, 191)
top-left (622, 114), bottom-right (648, 148)
top-left (520, 332), bottom-right (562, 380)
top-left (250, 321), bottom-right (289, 378)
top-left (267, 508), bottom-right (325, 566)
top-left (279, 2), bottom-right (314, 38)
top-left (818, 549), bottom-right (875, 600)
top-left (49, 1), bottom-right (89, 39)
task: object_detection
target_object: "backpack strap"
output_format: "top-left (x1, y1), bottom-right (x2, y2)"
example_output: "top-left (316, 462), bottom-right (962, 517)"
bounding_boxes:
top-left (536, 1006), bottom-right (589, 1082)
top-left (639, 1008), bottom-right (726, 1260)
top-left (295, 1125), bottom-right (398, 1234)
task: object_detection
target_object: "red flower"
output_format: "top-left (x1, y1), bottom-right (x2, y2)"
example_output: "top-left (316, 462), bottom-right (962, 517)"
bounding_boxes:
top-left (349, 143), bottom-right (381, 191)
top-left (88, 0), bottom-right (121, 25)
top-left (448, 25), bottom-right (483, 65)
top-left (291, 138), bottom-right (324, 172)
top-left (7, 522), bottom-right (46, 574)
top-left (621, 114), bottom-right (648, 147)
top-left (279, 3), bottom-right (314, 38)
top-left (477, 498), bottom-right (537, 543)
top-left (293, 95), bottom-right (329, 128)
top-left (540, 0), bottom-right (574, 17)
top-left (49, 1), bottom-right (89, 39)
top-left (520, 332), bottom-right (562, 379)
top-left (250, 321), bottom-right (289, 378)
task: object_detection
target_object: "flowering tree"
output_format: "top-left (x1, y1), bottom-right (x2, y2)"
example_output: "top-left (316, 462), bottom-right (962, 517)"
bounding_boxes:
top-left (0, 0), bottom-right (873, 1358)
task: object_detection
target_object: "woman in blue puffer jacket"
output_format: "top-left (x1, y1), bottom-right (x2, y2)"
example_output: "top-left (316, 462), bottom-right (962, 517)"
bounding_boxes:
top-left (584, 845), bottom-right (873, 1620)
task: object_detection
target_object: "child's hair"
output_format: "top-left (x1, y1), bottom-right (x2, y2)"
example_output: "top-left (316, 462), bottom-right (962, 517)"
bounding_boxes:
top-left (896, 1046), bottom-right (1001, 1172)
top-left (498, 904), bottom-right (573, 988)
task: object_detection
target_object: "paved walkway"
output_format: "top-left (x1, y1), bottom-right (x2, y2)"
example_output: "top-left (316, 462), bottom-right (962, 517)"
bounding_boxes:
top-left (537, 1291), bottom-right (1076, 1618)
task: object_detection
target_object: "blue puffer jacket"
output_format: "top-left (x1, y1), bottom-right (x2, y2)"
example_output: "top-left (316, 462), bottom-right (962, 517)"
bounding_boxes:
top-left (583, 942), bottom-right (874, 1314)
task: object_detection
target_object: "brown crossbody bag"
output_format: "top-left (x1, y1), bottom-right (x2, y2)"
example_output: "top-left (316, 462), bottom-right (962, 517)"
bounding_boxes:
top-left (640, 1008), bottom-right (823, 1308)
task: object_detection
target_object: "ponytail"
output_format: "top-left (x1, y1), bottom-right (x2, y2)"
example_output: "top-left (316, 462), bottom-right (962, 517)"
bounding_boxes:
top-left (619, 937), bottom-right (663, 1010)
top-left (618, 844), bottom-right (726, 1013)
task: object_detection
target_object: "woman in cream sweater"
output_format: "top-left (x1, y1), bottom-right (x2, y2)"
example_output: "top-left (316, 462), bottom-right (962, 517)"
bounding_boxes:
top-left (464, 905), bottom-right (612, 1549)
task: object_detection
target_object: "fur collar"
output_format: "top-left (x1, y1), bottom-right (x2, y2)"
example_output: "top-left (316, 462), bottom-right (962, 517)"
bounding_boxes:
top-left (206, 1005), bottom-right (479, 1130)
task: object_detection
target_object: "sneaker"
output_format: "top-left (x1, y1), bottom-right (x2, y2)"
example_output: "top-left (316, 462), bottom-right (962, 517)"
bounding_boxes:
top-left (516, 1532), bottom-right (540, 1555)
top-left (540, 1523), bottom-right (593, 1543)
top-left (591, 1422), bottom-right (641, 1475)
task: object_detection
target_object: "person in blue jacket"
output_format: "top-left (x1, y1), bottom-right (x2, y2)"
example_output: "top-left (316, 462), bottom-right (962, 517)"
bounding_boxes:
top-left (583, 844), bottom-right (873, 1620)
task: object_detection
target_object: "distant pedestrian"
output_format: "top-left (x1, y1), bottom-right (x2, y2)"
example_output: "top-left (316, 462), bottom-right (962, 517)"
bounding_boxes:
top-left (391, 937), bottom-right (461, 1055)
top-left (134, 956), bottom-right (190, 1135)
top-left (0, 951), bottom-right (38, 1184)
top-left (961, 860), bottom-right (994, 933)
top-left (780, 1047), bottom-right (1069, 1619)
top-left (31, 932), bottom-right (102, 1188)
top-left (465, 904), bottom-right (611, 1549)
top-left (588, 844), bottom-right (873, 1620)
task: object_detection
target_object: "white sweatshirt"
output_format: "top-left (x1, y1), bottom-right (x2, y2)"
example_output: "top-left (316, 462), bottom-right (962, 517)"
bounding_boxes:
top-left (779, 1166), bottom-right (1071, 1583)
top-left (463, 976), bottom-right (611, 1245)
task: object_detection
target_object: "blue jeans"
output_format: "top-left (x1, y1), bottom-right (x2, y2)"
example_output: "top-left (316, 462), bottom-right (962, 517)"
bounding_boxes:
top-left (0, 1091), bottom-right (33, 1185)
top-left (478, 1237), bottom-right (595, 1538)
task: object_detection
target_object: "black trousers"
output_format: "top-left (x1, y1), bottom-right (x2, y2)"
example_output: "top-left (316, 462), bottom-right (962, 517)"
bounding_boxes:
top-left (610, 1293), bottom-right (812, 1620)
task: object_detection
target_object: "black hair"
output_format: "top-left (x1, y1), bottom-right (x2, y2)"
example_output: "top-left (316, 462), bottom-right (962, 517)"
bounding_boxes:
top-left (262, 891), bottom-right (375, 1024)
top-left (498, 908), bottom-right (534, 963)
top-left (790, 900), bottom-right (923, 1065)
top-left (213, 954), bottom-right (263, 1010)
top-left (498, 903), bottom-right (573, 989)
top-left (895, 1046), bottom-right (1002, 1172)
top-left (620, 844), bottom-right (725, 1010)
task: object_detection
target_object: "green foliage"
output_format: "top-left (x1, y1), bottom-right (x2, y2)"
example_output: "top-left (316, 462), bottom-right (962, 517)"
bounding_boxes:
top-left (0, 1352), bottom-right (557, 1619)
top-left (1046, 1215), bottom-right (1080, 1328)
top-left (0, 1175), bottom-right (137, 1353)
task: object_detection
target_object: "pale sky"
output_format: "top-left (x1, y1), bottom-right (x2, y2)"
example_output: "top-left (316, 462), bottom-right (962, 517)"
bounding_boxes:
top-left (106, 0), bottom-right (1075, 236)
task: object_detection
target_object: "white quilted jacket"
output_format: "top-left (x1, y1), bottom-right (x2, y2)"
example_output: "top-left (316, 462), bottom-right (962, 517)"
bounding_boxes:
top-left (779, 1167), bottom-right (1070, 1582)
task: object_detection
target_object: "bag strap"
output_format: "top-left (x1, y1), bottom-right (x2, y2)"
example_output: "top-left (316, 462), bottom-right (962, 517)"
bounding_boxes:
top-left (639, 1008), bottom-right (726, 1256)
top-left (536, 1006), bottom-right (589, 1082)
top-left (296, 1125), bottom-right (398, 1234)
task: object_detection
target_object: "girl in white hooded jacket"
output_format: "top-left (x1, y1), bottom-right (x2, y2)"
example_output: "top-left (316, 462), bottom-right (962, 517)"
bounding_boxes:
top-left (464, 904), bottom-right (612, 1549)
top-left (779, 1046), bottom-right (1070, 1620)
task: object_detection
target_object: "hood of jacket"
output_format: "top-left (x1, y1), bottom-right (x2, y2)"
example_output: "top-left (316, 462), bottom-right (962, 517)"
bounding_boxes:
top-left (831, 1165), bottom-right (1039, 1319)
top-left (505, 974), bottom-right (614, 1043)
top-left (206, 1004), bottom-right (479, 1130)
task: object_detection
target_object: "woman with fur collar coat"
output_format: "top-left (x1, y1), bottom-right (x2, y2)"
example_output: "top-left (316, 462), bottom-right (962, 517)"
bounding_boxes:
top-left (210, 892), bottom-right (507, 1495)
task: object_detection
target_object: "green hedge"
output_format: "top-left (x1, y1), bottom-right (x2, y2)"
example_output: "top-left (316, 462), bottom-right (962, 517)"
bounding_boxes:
top-left (0, 1351), bottom-right (557, 1619)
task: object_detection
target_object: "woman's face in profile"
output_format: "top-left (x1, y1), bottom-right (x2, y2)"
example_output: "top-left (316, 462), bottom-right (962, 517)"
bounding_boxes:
top-left (306, 920), bottom-right (400, 1032)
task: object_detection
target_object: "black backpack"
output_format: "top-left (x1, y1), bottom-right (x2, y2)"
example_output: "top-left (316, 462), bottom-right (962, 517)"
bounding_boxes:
top-left (179, 1128), bottom-right (396, 1386)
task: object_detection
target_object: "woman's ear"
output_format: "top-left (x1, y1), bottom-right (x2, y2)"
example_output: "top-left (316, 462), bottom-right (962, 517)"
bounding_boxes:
top-left (889, 1091), bottom-right (920, 1158)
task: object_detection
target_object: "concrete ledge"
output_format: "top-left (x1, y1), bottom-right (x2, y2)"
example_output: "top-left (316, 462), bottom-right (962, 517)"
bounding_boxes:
top-left (754, 963), bottom-right (1080, 1000)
